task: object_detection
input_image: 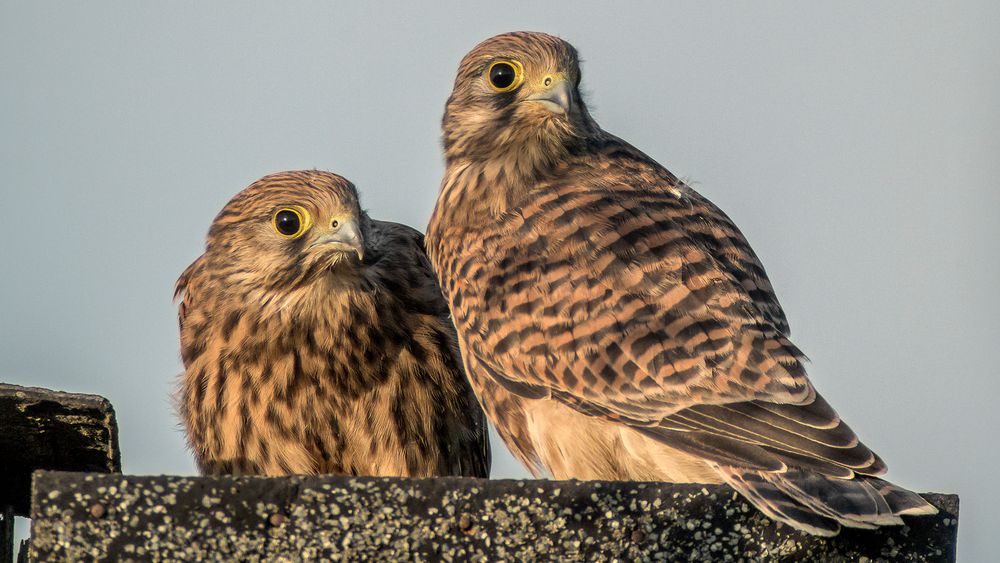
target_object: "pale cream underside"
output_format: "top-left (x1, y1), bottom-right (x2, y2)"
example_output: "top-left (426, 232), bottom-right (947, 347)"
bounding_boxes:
top-left (523, 397), bottom-right (723, 484)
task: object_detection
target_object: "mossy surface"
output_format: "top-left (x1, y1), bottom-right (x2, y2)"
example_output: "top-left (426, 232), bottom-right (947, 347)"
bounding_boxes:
top-left (31, 471), bottom-right (957, 562)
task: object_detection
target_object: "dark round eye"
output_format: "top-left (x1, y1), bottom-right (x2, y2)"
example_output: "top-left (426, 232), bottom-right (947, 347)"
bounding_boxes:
top-left (272, 207), bottom-right (309, 238)
top-left (487, 60), bottom-right (523, 92)
top-left (331, 220), bottom-right (339, 229)
top-left (274, 210), bottom-right (301, 236)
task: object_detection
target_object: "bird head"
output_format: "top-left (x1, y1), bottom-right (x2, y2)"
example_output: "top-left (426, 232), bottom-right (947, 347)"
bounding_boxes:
top-left (442, 31), bottom-right (596, 166)
top-left (205, 171), bottom-right (368, 292)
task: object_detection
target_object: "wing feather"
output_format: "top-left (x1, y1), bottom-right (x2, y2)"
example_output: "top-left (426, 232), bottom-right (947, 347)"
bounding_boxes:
top-left (452, 140), bottom-right (878, 478)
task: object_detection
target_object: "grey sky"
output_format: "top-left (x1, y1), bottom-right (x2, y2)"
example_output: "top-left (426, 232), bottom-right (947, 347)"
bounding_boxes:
top-left (1, 1), bottom-right (996, 558)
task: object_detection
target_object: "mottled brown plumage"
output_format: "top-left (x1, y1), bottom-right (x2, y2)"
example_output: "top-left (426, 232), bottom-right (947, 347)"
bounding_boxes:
top-left (426, 31), bottom-right (934, 535)
top-left (176, 170), bottom-right (489, 478)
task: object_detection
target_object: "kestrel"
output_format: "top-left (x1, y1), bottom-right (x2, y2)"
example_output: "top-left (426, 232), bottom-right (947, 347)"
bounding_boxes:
top-left (176, 170), bottom-right (489, 478)
top-left (425, 32), bottom-right (935, 535)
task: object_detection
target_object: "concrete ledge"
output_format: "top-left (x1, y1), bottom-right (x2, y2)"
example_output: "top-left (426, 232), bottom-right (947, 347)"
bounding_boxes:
top-left (31, 471), bottom-right (956, 561)
top-left (0, 384), bottom-right (120, 516)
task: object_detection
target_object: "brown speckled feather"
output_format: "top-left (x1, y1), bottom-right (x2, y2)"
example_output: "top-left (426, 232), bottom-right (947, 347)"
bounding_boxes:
top-left (426, 31), bottom-right (933, 535)
top-left (177, 170), bottom-right (489, 477)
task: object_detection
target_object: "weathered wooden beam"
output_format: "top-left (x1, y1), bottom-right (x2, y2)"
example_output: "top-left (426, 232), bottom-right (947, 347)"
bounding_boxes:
top-left (0, 384), bottom-right (120, 517)
top-left (31, 471), bottom-right (958, 561)
top-left (1, 505), bottom-right (12, 563)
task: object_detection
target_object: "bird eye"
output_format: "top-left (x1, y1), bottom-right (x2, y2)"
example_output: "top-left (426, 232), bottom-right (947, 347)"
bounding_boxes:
top-left (487, 60), bottom-right (523, 92)
top-left (272, 207), bottom-right (311, 239)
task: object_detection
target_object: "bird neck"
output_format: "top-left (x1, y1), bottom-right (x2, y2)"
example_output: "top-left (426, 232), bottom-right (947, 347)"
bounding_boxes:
top-left (433, 133), bottom-right (585, 234)
top-left (205, 254), bottom-right (368, 325)
top-left (436, 104), bottom-right (610, 232)
top-left (437, 160), bottom-right (529, 224)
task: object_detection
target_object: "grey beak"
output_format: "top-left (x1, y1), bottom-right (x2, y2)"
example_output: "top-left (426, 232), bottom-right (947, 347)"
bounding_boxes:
top-left (310, 218), bottom-right (364, 261)
top-left (525, 80), bottom-right (573, 115)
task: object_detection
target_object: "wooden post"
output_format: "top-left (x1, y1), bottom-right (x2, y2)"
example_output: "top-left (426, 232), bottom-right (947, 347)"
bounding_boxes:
top-left (0, 383), bottom-right (121, 517)
top-left (1, 505), bottom-right (13, 563)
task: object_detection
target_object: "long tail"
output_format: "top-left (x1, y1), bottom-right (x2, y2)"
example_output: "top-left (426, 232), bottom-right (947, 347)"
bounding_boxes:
top-left (716, 466), bottom-right (938, 536)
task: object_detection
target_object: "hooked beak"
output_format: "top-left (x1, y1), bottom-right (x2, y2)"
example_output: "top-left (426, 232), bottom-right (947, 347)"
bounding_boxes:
top-left (524, 78), bottom-right (573, 115)
top-left (310, 218), bottom-right (364, 261)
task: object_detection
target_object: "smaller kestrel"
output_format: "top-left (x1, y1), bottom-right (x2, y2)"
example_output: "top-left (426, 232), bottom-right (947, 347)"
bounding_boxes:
top-left (175, 170), bottom-right (490, 478)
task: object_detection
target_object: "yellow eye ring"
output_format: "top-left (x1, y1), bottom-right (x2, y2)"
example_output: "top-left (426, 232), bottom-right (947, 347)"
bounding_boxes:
top-left (272, 206), bottom-right (312, 239)
top-left (486, 59), bottom-right (524, 92)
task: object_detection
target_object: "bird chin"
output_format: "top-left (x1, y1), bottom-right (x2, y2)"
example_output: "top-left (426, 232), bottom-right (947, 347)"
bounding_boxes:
top-left (520, 102), bottom-right (568, 121)
top-left (512, 109), bottom-right (578, 146)
top-left (322, 251), bottom-right (361, 271)
top-left (524, 99), bottom-right (568, 116)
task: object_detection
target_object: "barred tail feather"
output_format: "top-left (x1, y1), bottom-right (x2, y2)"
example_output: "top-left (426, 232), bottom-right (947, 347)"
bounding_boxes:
top-left (716, 466), bottom-right (937, 536)
top-left (869, 478), bottom-right (940, 516)
top-left (718, 468), bottom-right (841, 536)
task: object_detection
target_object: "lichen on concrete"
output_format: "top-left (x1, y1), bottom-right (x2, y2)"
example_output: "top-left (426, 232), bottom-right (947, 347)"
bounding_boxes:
top-left (31, 471), bottom-right (958, 562)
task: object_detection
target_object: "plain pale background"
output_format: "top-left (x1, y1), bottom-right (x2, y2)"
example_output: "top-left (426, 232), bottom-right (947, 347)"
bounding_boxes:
top-left (1, 1), bottom-right (996, 559)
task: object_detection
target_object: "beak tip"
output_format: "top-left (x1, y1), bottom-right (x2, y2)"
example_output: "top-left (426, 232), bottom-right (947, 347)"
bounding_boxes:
top-left (525, 80), bottom-right (574, 115)
top-left (310, 218), bottom-right (365, 262)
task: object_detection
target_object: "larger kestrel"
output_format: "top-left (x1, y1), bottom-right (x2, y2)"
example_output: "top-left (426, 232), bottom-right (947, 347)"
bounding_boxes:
top-left (425, 32), bottom-right (935, 535)
top-left (176, 170), bottom-right (489, 478)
